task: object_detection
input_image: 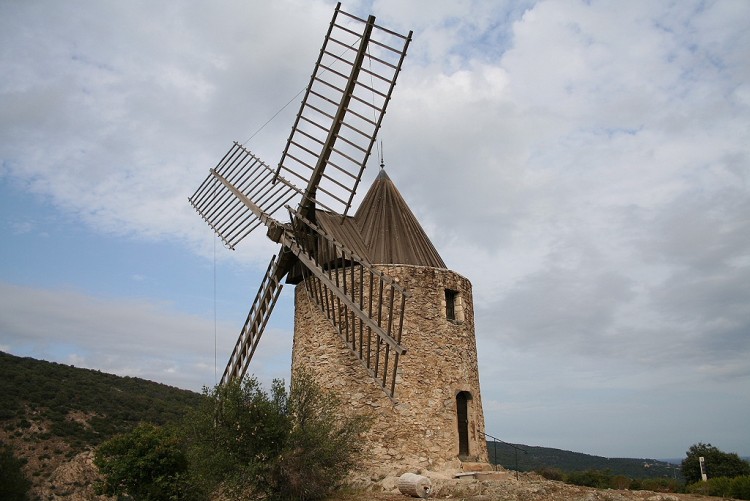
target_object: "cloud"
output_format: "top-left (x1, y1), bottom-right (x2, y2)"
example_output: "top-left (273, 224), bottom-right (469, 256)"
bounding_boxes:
top-left (0, 281), bottom-right (292, 391)
top-left (0, 1), bottom-right (335, 262)
top-left (1, 0), bottom-right (749, 457)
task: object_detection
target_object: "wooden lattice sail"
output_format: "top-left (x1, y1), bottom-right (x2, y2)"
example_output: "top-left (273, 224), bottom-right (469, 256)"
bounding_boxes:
top-left (189, 3), bottom-right (413, 397)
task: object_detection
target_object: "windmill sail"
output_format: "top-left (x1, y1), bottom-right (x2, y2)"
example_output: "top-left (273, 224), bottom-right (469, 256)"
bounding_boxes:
top-left (189, 143), bottom-right (302, 249)
top-left (222, 254), bottom-right (286, 385)
top-left (188, 3), bottom-right (413, 399)
top-left (276, 4), bottom-right (412, 217)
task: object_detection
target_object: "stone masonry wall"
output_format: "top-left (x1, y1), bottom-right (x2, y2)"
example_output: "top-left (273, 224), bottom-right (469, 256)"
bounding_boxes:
top-left (292, 264), bottom-right (488, 476)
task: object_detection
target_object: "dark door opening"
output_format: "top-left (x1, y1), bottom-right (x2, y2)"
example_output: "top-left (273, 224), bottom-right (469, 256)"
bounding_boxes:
top-left (456, 391), bottom-right (471, 458)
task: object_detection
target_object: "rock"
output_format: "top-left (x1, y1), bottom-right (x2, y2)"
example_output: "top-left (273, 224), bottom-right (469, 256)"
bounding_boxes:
top-left (35, 451), bottom-right (114, 500)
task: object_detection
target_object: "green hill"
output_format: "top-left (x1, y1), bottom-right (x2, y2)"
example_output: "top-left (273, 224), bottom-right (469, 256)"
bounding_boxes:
top-left (488, 441), bottom-right (682, 480)
top-left (0, 351), bottom-right (203, 495)
top-left (0, 351), bottom-right (202, 443)
top-left (2, 351), bottom-right (690, 497)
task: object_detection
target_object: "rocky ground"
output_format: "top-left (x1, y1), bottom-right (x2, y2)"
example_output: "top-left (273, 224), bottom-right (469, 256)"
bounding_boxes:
top-left (10, 447), bottom-right (727, 501)
top-left (336, 469), bottom-right (721, 501)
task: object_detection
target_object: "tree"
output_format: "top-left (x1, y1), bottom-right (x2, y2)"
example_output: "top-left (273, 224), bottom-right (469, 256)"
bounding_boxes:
top-left (182, 371), bottom-right (370, 500)
top-left (270, 369), bottom-right (370, 500)
top-left (681, 442), bottom-right (750, 484)
top-left (94, 423), bottom-right (195, 500)
top-left (182, 375), bottom-right (289, 498)
top-left (0, 441), bottom-right (31, 501)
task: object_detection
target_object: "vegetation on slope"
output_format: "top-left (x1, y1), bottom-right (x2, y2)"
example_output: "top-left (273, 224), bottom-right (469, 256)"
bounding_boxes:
top-left (489, 441), bottom-right (750, 498)
top-left (94, 370), bottom-right (370, 500)
top-left (0, 440), bottom-right (32, 500)
top-left (0, 351), bottom-right (202, 496)
top-left (0, 351), bottom-right (202, 445)
top-left (488, 440), bottom-right (681, 479)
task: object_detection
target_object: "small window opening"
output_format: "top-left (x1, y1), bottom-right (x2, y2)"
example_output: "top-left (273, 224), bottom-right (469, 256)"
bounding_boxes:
top-left (445, 289), bottom-right (457, 320)
top-left (445, 289), bottom-right (463, 322)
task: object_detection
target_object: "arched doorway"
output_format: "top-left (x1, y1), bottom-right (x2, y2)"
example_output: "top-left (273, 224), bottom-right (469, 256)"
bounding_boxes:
top-left (456, 391), bottom-right (472, 458)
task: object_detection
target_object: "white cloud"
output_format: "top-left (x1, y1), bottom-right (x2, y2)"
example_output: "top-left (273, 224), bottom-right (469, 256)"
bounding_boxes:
top-left (0, 281), bottom-right (291, 391)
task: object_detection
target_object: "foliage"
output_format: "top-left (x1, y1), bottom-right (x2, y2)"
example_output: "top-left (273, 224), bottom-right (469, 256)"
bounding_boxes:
top-left (535, 467), bottom-right (684, 493)
top-left (686, 476), bottom-right (750, 499)
top-left (0, 441), bottom-right (31, 501)
top-left (94, 423), bottom-right (195, 500)
top-left (532, 444), bottom-right (749, 496)
top-left (183, 375), bottom-right (289, 498)
top-left (636, 477), bottom-right (683, 493)
top-left (488, 440), bottom-right (680, 480)
top-left (535, 466), bottom-right (564, 481)
top-left (565, 469), bottom-right (614, 489)
top-left (681, 442), bottom-right (750, 484)
top-left (0, 351), bottom-right (202, 453)
top-left (182, 369), bottom-right (369, 500)
top-left (732, 476), bottom-right (750, 499)
top-left (270, 369), bottom-right (369, 500)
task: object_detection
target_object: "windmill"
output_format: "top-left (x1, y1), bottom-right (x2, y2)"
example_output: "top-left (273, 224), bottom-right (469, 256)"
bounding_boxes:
top-left (189, 3), bottom-right (413, 399)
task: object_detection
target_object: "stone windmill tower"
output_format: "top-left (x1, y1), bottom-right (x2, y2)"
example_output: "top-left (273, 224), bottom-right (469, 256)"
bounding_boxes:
top-left (293, 167), bottom-right (489, 472)
top-left (189, 3), bottom-right (488, 473)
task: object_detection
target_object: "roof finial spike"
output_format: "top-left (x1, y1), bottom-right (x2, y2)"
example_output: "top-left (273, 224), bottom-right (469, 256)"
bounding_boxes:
top-left (379, 140), bottom-right (385, 169)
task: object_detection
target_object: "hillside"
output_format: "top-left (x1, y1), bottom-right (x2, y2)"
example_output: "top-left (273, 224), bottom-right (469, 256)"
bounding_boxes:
top-left (1, 352), bottom-right (697, 500)
top-left (488, 441), bottom-right (682, 480)
top-left (0, 351), bottom-right (203, 498)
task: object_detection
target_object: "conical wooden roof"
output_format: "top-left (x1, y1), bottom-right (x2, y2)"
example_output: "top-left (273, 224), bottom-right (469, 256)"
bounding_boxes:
top-left (352, 168), bottom-right (446, 268)
top-left (290, 169), bottom-right (445, 284)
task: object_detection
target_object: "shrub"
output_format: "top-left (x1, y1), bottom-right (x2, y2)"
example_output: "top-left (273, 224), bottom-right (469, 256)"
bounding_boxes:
top-left (183, 376), bottom-right (289, 498)
top-left (269, 369), bottom-right (369, 500)
top-left (94, 423), bottom-right (195, 500)
top-left (183, 370), bottom-right (370, 500)
top-left (639, 477), bottom-right (683, 493)
top-left (566, 469), bottom-right (613, 489)
top-left (731, 476), bottom-right (750, 500)
top-left (681, 443), bottom-right (750, 484)
top-left (536, 467), bottom-right (564, 481)
top-left (0, 441), bottom-right (32, 501)
top-left (611, 474), bottom-right (632, 490)
top-left (687, 476), bottom-right (750, 500)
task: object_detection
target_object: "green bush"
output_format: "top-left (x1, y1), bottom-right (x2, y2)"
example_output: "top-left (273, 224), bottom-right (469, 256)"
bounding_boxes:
top-left (687, 476), bottom-right (750, 500)
top-left (536, 467), bottom-right (564, 481)
top-left (94, 423), bottom-right (196, 500)
top-left (182, 370), bottom-right (369, 500)
top-left (681, 443), bottom-right (750, 484)
top-left (554, 468), bottom-right (684, 493)
top-left (269, 369), bottom-right (369, 500)
top-left (183, 376), bottom-right (289, 498)
top-left (566, 469), bottom-right (613, 488)
top-left (731, 476), bottom-right (750, 499)
top-left (639, 477), bottom-right (683, 493)
top-left (0, 441), bottom-right (31, 501)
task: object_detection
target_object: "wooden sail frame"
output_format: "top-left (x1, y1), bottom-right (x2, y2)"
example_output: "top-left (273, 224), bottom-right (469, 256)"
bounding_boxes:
top-left (189, 3), bottom-right (413, 398)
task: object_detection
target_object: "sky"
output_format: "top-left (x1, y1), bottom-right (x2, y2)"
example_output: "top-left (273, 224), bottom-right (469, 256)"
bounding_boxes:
top-left (1, 0), bottom-right (748, 460)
